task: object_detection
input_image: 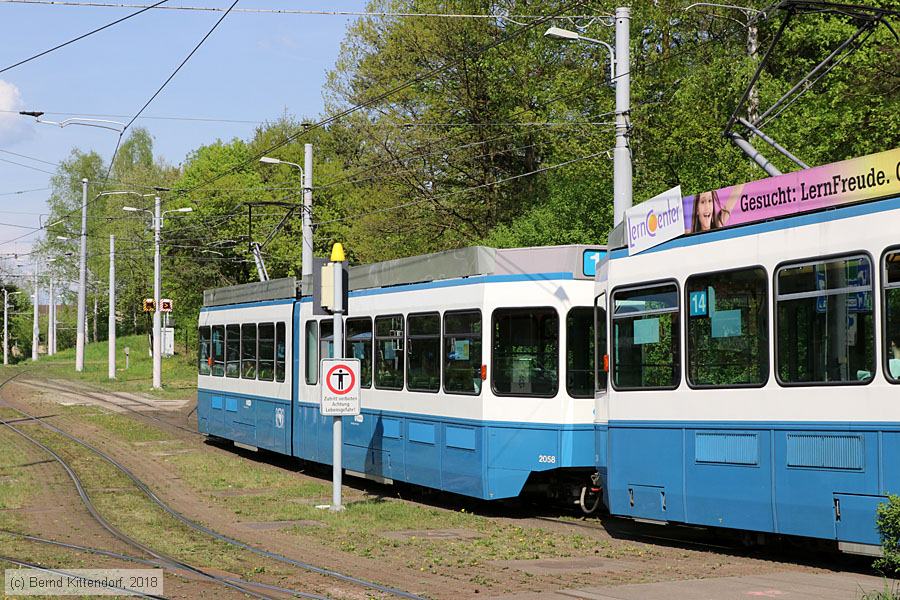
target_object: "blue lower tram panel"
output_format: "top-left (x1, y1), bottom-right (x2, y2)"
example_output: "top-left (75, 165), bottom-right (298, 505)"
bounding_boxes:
top-left (197, 390), bottom-right (291, 456)
top-left (606, 424), bottom-right (897, 546)
top-left (198, 390), bottom-right (595, 500)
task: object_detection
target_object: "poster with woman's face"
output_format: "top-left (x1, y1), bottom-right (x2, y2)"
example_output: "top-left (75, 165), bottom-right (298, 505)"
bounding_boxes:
top-left (682, 147), bottom-right (900, 235)
top-left (682, 187), bottom-right (743, 233)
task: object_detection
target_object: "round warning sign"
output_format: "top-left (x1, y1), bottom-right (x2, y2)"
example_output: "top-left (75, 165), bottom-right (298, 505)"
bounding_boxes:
top-left (325, 363), bottom-right (356, 396)
top-left (320, 358), bottom-right (361, 416)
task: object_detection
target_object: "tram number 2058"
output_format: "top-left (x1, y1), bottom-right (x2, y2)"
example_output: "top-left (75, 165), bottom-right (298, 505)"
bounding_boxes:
top-left (538, 454), bottom-right (557, 464)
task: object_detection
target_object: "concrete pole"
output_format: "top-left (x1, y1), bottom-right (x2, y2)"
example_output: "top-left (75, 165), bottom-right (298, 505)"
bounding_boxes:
top-left (302, 144), bottom-right (314, 283)
top-left (612, 7), bottom-right (632, 226)
top-left (152, 196), bottom-right (162, 389)
top-left (31, 271), bottom-right (38, 361)
top-left (48, 277), bottom-right (54, 356)
top-left (75, 178), bottom-right (88, 371)
top-left (3, 290), bottom-right (8, 366)
top-left (108, 234), bottom-right (116, 379)
top-left (331, 252), bottom-right (344, 511)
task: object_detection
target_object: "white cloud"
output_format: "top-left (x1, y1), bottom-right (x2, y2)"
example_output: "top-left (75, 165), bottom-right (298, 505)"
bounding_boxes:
top-left (0, 80), bottom-right (33, 145)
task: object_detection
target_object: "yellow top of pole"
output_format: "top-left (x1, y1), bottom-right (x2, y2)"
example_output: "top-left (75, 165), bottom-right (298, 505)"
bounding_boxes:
top-left (330, 243), bottom-right (346, 262)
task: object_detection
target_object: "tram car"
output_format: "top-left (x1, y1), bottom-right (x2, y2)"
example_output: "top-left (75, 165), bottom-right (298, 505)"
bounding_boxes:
top-left (595, 147), bottom-right (900, 554)
top-left (197, 244), bottom-right (606, 502)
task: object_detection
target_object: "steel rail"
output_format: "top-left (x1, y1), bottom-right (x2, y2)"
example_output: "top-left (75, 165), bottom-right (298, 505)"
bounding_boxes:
top-left (0, 374), bottom-right (426, 600)
top-left (0, 413), bottom-right (287, 600)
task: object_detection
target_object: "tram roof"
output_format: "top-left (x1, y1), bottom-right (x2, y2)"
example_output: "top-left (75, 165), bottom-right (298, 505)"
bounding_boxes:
top-left (202, 244), bottom-right (602, 307)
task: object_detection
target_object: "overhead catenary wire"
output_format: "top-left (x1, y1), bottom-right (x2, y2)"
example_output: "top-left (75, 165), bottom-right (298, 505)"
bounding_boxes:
top-left (0, 0), bottom-right (168, 74)
top-left (314, 149), bottom-right (609, 227)
top-left (0, 108), bottom-right (267, 125)
top-left (168, 0), bottom-right (587, 201)
top-left (0, 0), bottom-right (609, 20)
top-left (0, 187), bottom-right (50, 197)
top-left (105, 0), bottom-right (241, 178)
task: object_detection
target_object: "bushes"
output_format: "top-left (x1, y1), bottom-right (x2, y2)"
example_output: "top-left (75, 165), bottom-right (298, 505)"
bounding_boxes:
top-left (876, 494), bottom-right (900, 574)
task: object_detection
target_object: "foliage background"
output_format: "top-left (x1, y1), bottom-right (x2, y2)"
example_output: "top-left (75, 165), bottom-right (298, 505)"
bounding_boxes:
top-left (12, 0), bottom-right (899, 359)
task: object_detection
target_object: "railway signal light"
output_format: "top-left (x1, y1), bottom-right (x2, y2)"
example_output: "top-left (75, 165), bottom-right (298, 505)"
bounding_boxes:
top-left (142, 298), bottom-right (155, 313)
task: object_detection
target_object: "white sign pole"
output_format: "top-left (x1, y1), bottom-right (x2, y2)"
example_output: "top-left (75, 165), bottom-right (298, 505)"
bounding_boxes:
top-left (331, 246), bottom-right (345, 511)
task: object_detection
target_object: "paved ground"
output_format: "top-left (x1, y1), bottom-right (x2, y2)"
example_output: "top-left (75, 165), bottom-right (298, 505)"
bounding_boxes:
top-left (494, 571), bottom-right (896, 599)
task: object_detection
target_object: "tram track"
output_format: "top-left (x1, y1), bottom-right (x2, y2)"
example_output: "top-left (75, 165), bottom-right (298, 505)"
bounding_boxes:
top-left (17, 377), bottom-right (199, 436)
top-left (0, 412), bottom-right (313, 600)
top-left (0, 374), bottom-right (426, 600)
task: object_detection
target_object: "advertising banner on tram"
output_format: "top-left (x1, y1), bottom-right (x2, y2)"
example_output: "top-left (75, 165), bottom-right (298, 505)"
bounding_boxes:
top-left (626, 186), bottom-right (684, 255)
top-left (683, 147), bottom-right (900, 234)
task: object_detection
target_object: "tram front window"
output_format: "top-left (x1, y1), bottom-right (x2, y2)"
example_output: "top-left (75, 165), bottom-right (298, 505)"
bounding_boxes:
top-left (776, 255), bottom-right (874, 385)
top-left (885, 250), bottom-right (900, 382)
top-left (611, 284), bottom-right (680, 390)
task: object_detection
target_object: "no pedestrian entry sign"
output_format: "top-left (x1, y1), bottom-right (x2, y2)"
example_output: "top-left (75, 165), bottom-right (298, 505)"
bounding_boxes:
top-left (320, 358), bottom-right (361, 416)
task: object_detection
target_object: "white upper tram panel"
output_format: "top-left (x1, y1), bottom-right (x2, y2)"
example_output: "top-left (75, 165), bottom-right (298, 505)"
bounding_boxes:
top-left (600, 195), bottom-right (900, 425)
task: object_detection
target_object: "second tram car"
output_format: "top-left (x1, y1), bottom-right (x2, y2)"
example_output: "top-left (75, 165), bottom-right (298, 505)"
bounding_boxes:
top-left (198, 244), bottom-right (607, 502)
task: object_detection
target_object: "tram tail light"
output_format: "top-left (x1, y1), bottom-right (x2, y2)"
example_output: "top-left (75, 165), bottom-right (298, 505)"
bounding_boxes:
top-left (603, 354), bottom-right (609, 373)
top-left (480, 364), bottom-right (487, 380)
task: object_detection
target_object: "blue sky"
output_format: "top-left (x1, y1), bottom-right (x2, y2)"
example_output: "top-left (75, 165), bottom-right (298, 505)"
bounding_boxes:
top-left (0, 1), bottom-right (368, 255)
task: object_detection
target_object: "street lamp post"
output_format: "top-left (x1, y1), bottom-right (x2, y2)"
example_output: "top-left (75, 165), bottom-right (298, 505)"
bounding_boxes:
top-left (47, 252), bottom-right (74, 356)
top-left (109, 234), bottom-right (115, 380)
top-left (3, 289), bottom-right (21, 365)
top-left (76, 179), bottom-right (88, 371)
top-left (545, 7), bottom-right (632, 226)
top-left (31, 270), bottom-right (39, 361)
top-left (259, 152), bottom-right (314, 285)
top-left (123, 200), bottom-right (192, 389)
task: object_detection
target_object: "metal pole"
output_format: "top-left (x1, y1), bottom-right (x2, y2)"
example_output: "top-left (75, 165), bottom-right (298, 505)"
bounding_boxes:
top-left (75, 178), bottom-right (88, 371)
top-left (3, 290), bottom-right (8, 366)
top-left (31, 271), bottom-right (38, 361)
top-left (302, 144), bottom-right (314, 285)
top-left (152, 196), bottom-right (162, 389)
top-left (48, 277), bottom-right (54, 356)
top-left (331, 256), bottom-right (344, 511)
top-left (613, 6), bottom-right (632, 226)
top-left (109, 234), bottom-right (116, 379)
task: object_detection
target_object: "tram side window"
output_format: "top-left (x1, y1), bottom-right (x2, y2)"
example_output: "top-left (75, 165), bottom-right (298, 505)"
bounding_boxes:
top-left (776, 255), bottom-right (874, 385)
top-left (241, 324), bottom-right (257, 379)
top-left (444, 311), bottom-right (482, 395)
top-left (275, 322), bottom-right (286, 383)
top-left (687, 267), bottom-right (768, 387)
top-left (305, 321), bottom-right (318, 384)
top-left (407, 313), bottom-right (440, 392)
top-left (346, 318), bottom-right (373, 388)
top-left (198, 326), bottom-right (211, 376)
top-left (567, 307), bottom-right (595, 398)
top-left (211, 325), bottom-right (225, 377)
top-left (225, 324), bottom-right (240, 378)
top-left (611, 284), bottom-right (680, 390)
top-left (884, 250), bottom-right (900, 383)
top-left (493, 308), bottom-right (559, 397)
top-left (375, 315), bottom-right (404, 390)
top-left (258, 322), bottom-right (275, 381)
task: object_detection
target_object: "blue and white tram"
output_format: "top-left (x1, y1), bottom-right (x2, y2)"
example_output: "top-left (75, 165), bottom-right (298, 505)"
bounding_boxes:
top-left (197, 244), bottom-right (607, 501)
top-left (596, 188), bottom-right (900, 553)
